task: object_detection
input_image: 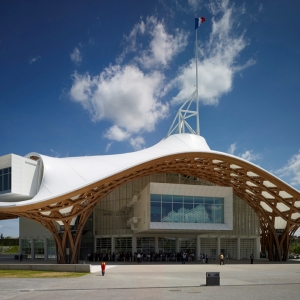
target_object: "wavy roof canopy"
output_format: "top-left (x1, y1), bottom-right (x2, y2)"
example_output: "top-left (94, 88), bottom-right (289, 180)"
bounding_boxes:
top-left (0, 133), bottom-right (299, 231)
top-left (1, 133), bottom-right (299, 262)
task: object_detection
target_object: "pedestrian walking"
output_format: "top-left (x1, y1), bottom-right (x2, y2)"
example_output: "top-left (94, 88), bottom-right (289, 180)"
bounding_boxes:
top-left (101, 261), bottom-right (106, 276)
top-left (182, 253), bottom-right (186, 264)
top-left (219, 253), bottom-right (224, 265)
top-left (250, 253), bottom-right (254, 264)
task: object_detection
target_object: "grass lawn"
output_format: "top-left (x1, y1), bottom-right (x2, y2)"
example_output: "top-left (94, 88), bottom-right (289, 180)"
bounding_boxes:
top-left (0, 270), bottom-right (87, 278)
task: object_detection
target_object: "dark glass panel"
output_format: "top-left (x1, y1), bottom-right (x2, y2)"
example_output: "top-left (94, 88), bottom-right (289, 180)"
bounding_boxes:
top-left (173, 195), bottom-right (183, 203)
top-left (204, 197), bottom-right (214, 204)
top-left (173, 202), bottom-right (183, 212)
top-left (162, 195), bottom-right (172, 203)
top-left (151, 194), bottom-right (161, 202)
top-left (161, 202), bottom-right (173, 221)
top-left (213, 205), bottom-right (224, 223)
top-left (183, 196), bottom-right (193, 203)
top-left (215, 198), bottom-right (224, 205)
top-left (3, 174), bottom-right (8, 191)
top-left (150, 202), bottom-right (161, 222)
top-left (194, 197), bottom-right (204, 204)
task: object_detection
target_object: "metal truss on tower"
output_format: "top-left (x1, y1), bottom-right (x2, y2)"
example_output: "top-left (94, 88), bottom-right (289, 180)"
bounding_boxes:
top-left (166, 90), bottom-right (199, 137)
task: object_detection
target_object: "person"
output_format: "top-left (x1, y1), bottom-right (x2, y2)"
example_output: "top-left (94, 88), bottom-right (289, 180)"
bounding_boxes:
top-left (219, 253), bottom-right (224, 265)
top-left (137, 253), bottom-right (141, 263)
top-left (205, 254), bottom-right (208, 264)
top-left (182, 252), bottom-right (186, 264)
top-left (19, 253), bottom-right (23, 262)
top-left (101, 261), bottom-right (106, 276)
top-left (250, 253), bottom-right (254, 264)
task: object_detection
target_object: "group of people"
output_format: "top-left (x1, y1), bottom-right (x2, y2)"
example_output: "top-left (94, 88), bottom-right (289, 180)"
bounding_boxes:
top-left (199, 253), bottom-right (209, 264)
top-left (90, 251), bottom-right (254, 265)
top-left (87, 251), bottom-right (199, 263)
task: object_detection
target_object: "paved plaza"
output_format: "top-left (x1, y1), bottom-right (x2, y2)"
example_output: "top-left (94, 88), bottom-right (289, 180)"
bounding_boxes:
top-left (0, 260), bottom-right (299, 300)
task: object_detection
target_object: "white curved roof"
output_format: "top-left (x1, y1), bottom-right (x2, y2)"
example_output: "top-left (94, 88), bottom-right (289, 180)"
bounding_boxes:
top-left (0, 134), bottom-right (210, 207)
top-left (0, 134), bottom-right (298, 218)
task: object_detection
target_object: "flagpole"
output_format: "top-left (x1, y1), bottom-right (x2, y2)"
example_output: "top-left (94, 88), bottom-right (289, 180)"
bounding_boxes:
top-left (195, 18), bottom-right (200, 136)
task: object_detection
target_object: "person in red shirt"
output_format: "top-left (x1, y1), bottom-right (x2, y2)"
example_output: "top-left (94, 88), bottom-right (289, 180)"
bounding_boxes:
top-left (101, 261), bottom-right (106, 276)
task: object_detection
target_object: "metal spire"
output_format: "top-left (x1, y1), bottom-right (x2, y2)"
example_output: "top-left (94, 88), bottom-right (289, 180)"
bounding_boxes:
top-left (166, 16), bottom-right (205, 138)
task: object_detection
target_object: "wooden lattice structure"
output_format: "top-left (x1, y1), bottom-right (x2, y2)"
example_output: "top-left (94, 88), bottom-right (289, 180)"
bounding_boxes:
top-left (1, 152), bottom-right (300, 263)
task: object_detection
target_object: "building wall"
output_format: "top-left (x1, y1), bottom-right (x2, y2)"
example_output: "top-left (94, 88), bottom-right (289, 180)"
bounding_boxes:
top-left (19, 217), bottom-right (56, 260)
top-left (94, 173), bottom-right (260, 237)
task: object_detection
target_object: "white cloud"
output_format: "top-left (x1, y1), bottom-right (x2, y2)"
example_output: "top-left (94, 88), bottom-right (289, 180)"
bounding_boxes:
top-left (69, 2), bottom-right (254, 150)
top-left (136, 17), bottom-right (188, 69)
top-left (275, 151), bottom-right (300, 186)
top-left (188, 0), bottom-right (203, 11)
top-left (105, 142), bottom-right (113, 152)
top-left (29, 56), bottom-right (40, 64)
top-left (70, 65), bottom-right (169, 140)
top-left (240, 150), bottom-right (261, 162)
top-left (118, 16), bottom-right (188, 69)
top-left (170, 0), bottom-right (255, 105)
top-left (69, 16), bottom-right (191, 149)
top-left (50, 149), bottom-right (61, 157)
top-left (228, 142), bottom-right (260, 162)
top-left (104, 125), bottom-right (130, 142)
top-left (117, 18), bottom-right (146, 64)
top-left (228, 143), bottom-right (236, 155)
top-left (130, 136), bottom-right (145, 151)
top-left (70, 47), bottom-right (82, 64)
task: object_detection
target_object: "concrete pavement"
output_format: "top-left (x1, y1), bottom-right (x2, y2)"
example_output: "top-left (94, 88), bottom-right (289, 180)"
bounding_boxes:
top-left (0, 260), bottom-right (299, 299)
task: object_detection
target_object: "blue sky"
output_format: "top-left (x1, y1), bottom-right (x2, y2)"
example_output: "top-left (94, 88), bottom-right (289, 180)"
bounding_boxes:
top-left (1, 0), bottom-right (300, 237)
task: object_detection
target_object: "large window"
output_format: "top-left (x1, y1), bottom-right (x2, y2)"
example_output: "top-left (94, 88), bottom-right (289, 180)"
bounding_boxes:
top-left (96, 237), bottom-right (111, 254)
top-left (180, 238), bottom-right (196, 255)
top-left (34, 239), bottom-right (44, 259)
top-left (137, 237), bottom-right (155, 253)
top-left (115, 237), bottom-right (132, 254)
top-left (150, 194), bottom-right (224, 224)
top-left (21, 239), bottom-right (32, 258)
top-left (0, 167), bottom-right (11, 192)
top-left (47, 238), bottom-right (56, 259)
top-left (158, 237), bottom-right (176, 254)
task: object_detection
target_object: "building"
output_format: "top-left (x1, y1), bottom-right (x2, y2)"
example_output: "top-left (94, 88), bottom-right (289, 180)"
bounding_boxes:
top-left (1, 133), bottom-right (299, 263)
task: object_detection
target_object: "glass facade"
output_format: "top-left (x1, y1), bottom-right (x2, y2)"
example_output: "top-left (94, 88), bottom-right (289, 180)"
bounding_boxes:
top-left (240, 238), bottom-right (255, 260)
top-left (158, 237), bottom-right (176, 253)
top-left (151, 194), bottom-right (224, 224)
top-left (34, 239), bottom-right (44, 259)
top-left (180, 238), bottom-right (196, 255)
top-left (200, 237), bottom-right (218, 259)
top-left (47, 238), bottom-right (57, 259)
top-left (220, 238), bottom-right (237, 259)
top-left (21, 239), bottom-right (32, 258)
top-left (115, 237), bottom-right (132, 254)
top-left (0, 167), bottom-right (11, 192)
top-left (96, 237), bottom-right (112, 254)
top-left (137, 237), bottom-right (155, 253)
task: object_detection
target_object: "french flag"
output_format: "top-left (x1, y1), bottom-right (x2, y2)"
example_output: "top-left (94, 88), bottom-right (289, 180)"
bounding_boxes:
top-left (195, 17), bottom-right (205, 30)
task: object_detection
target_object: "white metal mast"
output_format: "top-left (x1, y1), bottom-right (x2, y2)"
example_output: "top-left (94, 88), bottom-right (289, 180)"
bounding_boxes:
top-left (195, 16), bottom-right (200, 136)
top-left (166, 16), bottom-right (205, 138)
